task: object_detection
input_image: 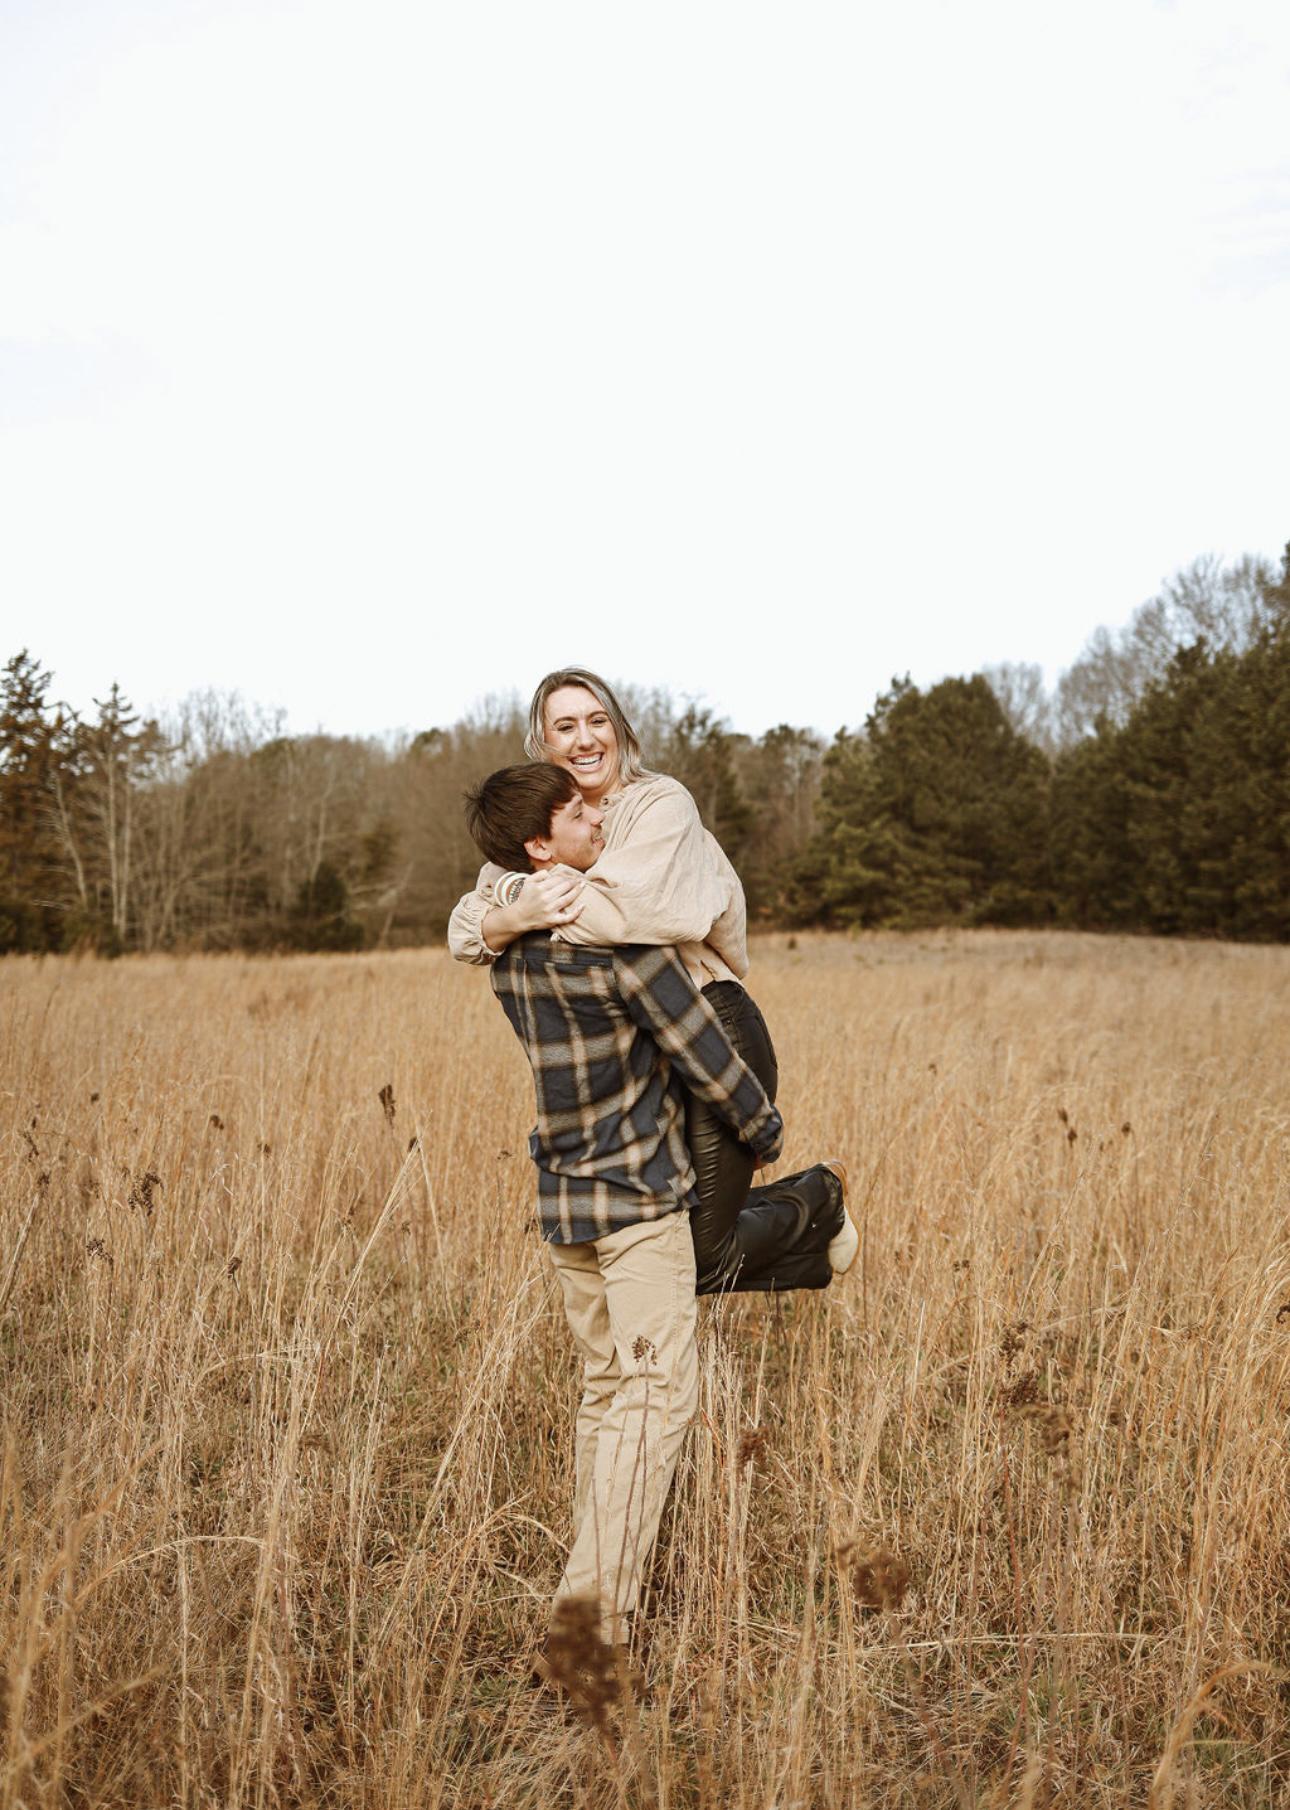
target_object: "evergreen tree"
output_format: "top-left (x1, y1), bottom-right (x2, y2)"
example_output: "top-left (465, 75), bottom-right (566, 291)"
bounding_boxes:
top-left (0, 651), bottom-right (66, 951)
top-left (1049, 723), bottom-right (1138, 929)
top-left (790, 728), bottom-right (909, 925)
top-left (290, 861), bottom-right (364, 951)
top-left (796, 677), bottom-right (1051, 927)
top-left (1051, 631), bottom-right (1290, 941)
top-left (1223, 628), bottom-right (1290, 938)
top-left (658, 706), bottom-right (754, 869)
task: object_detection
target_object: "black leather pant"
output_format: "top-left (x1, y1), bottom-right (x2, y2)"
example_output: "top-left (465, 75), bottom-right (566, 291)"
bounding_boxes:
top-left (687, 981), bottom-right (835, 1296)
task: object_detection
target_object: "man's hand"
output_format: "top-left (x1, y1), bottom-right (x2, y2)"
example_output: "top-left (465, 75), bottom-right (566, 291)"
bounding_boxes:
top-left (507, 869), bottom-right (585, 934)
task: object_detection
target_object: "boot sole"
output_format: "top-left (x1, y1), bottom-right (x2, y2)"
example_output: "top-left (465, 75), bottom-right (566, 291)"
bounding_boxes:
top-left (822, 1160), bottom-right (859, 1275)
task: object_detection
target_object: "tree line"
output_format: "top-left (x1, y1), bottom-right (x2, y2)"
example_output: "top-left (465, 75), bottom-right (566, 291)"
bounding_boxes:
top-left (3, 543), bottom-right (1288, 955)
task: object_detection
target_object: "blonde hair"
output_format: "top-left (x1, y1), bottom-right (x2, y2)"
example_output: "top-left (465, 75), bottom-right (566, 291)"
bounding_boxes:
top-left (524, 668), bottom-right (653, 789)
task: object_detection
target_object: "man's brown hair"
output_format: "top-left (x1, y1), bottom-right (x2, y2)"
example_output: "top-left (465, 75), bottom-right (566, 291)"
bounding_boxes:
top-left (463, 763), bottom-right (579, 873)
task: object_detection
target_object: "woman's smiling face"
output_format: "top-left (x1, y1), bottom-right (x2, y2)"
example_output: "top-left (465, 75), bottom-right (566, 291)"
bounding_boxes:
top-left (543, 685), bottom-right (620, 800)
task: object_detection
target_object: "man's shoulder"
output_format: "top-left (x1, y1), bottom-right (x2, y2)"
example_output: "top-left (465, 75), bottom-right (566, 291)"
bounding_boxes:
top-left (495, 935), bottom-right (684, 988)
top-left (493, 932), bottom-right (619, 980)
top-left (492, 931), bottom-right (688, 988)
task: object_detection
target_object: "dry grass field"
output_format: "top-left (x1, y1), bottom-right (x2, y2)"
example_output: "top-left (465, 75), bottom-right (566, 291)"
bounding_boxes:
top-left (2, 931), bottom-right (1289, 1809)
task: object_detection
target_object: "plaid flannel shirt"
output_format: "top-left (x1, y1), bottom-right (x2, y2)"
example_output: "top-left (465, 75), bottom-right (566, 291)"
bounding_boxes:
top-left (491, 934), bottom-right (784, 1244)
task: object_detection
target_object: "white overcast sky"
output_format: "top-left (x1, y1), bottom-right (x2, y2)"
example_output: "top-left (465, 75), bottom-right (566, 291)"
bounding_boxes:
top-left (2, 0), bottom-right (1288, 742)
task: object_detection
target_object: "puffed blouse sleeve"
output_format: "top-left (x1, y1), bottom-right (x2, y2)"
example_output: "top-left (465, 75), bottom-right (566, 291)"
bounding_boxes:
top-left (557, 782), bottom-right (739, 950)
top-left (446, 863), bottom-right (508, 965)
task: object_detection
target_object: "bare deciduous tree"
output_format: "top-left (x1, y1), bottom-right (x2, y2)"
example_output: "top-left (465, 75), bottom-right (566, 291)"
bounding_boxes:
top-left (1054, 552), bottom-right (1279, 745)
top-left (981, 662), bottom-right (1056, 754)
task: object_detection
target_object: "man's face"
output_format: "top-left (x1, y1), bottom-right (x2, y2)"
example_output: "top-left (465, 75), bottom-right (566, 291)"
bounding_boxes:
top-left (538, 793), bottom-right (604, 871)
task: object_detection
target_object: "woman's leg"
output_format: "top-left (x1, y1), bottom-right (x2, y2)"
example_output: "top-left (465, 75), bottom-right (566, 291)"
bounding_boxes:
top-left (687, 982), bottom-right (836, 1295)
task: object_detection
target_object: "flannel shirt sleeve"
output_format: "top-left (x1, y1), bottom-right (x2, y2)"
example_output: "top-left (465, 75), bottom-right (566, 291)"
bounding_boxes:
top-left (615, 947), bottom-right (783, 1164)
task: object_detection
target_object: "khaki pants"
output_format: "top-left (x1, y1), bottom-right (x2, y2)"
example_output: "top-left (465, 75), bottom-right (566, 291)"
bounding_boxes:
top-left (546, 1209), bottom-right (699, 1639)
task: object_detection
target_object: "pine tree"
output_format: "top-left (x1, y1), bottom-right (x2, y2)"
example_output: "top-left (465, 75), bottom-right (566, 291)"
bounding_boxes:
top-left (290, 862), bottom-right (364, 951)
top-left (658, 706), bottom-right (754, 868)
top-left (796, 678), bottom-right (1051, 927)
top-left (1050, 627), bottom-right (1290, 942)
top-left (0, 651), bottom-right (65, 951)
top-left (791, 727), bottom-right (909, 926)
top-left (1050, 723), bottom-right (1138, 929)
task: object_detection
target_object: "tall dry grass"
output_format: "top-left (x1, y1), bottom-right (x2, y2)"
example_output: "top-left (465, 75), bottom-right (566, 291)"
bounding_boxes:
top-left (1, 931), bottom-right (1288, 1808)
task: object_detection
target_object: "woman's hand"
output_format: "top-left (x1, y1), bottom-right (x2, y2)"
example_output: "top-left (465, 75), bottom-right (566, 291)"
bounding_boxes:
top-left (511, 870), bottom-right (586, 932)
top-left (482, 870), bottom-right (585, 953)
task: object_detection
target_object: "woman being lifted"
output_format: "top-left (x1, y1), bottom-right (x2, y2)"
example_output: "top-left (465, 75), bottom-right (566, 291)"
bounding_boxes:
top-left (448, 665), bottom-right (855, 1294)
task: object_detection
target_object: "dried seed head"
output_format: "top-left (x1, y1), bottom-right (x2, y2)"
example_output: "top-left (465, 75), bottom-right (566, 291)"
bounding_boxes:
top-left (631, 1336), bottom-right (657, 1365)
top-left (1004, 1370), bottom-right (1041, 1407)
top-left (738, 1427), bottom-right (768, 1468)
top-left (127, 1171), bottom-right (163, 1215)
top-left (837, 1544), bottom-right (911, 1612)
top-left (1000, 1321), bottom-right (1031, 1365)
top-left (378, 1083), bottom-right (396, 1127)
top-left (541, 1596), bottom-right (628, 1727)
top-left (1019, 1403), bottom-right (1073, 1456)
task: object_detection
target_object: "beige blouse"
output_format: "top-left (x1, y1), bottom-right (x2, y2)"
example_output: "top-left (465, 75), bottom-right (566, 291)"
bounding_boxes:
top-left (446, 773), bottom-right (748, 989)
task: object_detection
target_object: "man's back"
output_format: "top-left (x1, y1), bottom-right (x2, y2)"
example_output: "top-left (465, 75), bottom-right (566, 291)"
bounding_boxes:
top-left (491, 932), bottom-right (782, 1246)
